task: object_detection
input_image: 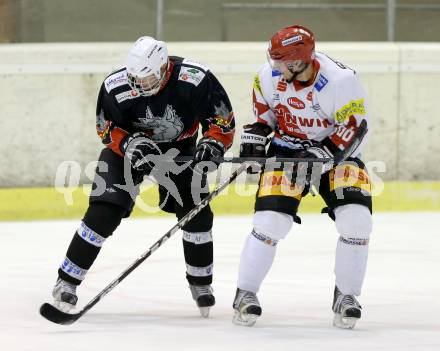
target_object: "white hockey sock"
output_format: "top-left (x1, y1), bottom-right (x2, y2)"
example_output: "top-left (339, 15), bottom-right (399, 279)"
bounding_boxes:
top-left (334, 204), bottom-right (372, 296)
top-left (238, 231), bottom-right (277, 293)
top-left (335, 239), bottom-right (369, 296)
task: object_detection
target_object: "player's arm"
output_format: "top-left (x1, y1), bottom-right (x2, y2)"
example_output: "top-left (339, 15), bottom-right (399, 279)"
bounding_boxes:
top-left (193, 71), bottom-right (235, 163)
top-left (313, 75), bottom-right (370, 163)
top-left (95, 83), bottom-right (131, 157)
top-left (240, 71), bottom-right (275, 158)
top-left (96, 83), bottom-right (157, 171)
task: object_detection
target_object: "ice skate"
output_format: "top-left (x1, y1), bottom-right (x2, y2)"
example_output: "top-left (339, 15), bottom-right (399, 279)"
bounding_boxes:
top-left (189, 284), bottom-right (215, 318)
top-left (332, 286), bottom-right (362, 329)
top-left (52, 278), bottom-right (78, 313)
top-left (232, 288), bottom-right (262, 327)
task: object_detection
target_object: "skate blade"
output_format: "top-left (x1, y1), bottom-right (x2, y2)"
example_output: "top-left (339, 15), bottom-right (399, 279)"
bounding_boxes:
top-left (199, 307), bottom-right (210, 318)
top-left (53, 300), bottom-right (75, 313)
top-left (232, 310), bottom-right (259, 327)
top-left (333, 313), bottom-right (358, 329)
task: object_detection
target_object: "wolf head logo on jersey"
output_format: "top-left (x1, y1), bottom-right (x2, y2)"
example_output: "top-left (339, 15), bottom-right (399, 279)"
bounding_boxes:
top-left (133, 104), bottom-right (184, 141)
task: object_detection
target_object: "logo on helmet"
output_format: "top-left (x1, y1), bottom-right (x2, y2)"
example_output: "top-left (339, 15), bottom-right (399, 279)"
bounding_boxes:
top-left (281, 35), bottom-right (303, 47)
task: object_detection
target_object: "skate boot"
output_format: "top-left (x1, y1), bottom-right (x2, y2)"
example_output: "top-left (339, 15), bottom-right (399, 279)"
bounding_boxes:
top-left (232, 288), bottom-right (262, 327)
top-left (189, 284), bottom-right (215, 318)
top-left (52, 278), bottom-right (78, 312)
top-left (332, 286), bottom-right (362, 329)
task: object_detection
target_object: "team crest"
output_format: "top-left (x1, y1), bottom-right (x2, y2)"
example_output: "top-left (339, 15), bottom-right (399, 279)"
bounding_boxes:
top-left (133, 104), bottom-right (184, 141)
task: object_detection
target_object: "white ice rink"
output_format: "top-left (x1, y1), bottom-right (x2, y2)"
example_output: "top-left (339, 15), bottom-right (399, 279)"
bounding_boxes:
top-left (1, 213), bottom-right (439, 351)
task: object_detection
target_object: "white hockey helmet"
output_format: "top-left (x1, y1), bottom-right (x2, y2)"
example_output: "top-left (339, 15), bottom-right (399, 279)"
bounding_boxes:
top-left (126, 36), bottom-right (169, 96)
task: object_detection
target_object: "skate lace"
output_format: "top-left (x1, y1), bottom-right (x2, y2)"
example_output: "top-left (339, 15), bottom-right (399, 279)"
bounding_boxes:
top-left (191, 285), bottom-right (212, 297)
top-left (241, 292), bottom-right (259, 306)
top-left (57, 280), bottom-right (76, 295)
top-left (340, 294), bottom-right (359, 309)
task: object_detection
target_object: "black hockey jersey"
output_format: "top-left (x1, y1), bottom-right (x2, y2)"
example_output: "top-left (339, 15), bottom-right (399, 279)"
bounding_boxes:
top-left (96, 56), bottom-right (235, 156)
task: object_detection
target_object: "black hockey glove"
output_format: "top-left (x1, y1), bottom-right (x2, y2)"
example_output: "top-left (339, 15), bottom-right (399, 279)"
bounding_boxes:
top-left (120, 132), bottom-right (160, 172)
top-left (240, 122), bottom-right (272, 174)
top-left (194, 137), bottom-right (225, 166)
top-left (239, 122), bottom-right (272, 158)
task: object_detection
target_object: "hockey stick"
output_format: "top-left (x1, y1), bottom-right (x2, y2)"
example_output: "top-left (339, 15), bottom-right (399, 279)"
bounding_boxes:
top-left (332, 119), bottom-right (367, 164)
top-left (174, 156), bottom-right (330, 163)
top-left (174, 119), bottom-right (368, 166)
top-left (39, 161), bottom-right (252, 325)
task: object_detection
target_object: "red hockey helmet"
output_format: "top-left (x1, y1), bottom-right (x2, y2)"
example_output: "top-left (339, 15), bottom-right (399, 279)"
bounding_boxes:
top-left (267, 25), bottom-right (315, 72)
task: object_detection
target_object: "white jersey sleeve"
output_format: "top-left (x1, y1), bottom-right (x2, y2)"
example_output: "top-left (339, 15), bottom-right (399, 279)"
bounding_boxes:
top-left (322, 70), bottom-right (369, 157)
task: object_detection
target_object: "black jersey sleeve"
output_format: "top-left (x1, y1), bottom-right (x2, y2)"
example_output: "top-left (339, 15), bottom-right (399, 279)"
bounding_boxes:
top-left (191, 71), bottom-right (235, 150)
top-left (95, 81), bottom-right (130, 157)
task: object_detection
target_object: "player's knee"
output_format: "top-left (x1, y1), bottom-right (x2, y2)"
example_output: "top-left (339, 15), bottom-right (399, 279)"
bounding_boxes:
top-left (83, 202), bottom-right (126, 238)
top-left (253, 210), bottom-right (294, 241)
top-left (334, 204), bottom-right (372, 240)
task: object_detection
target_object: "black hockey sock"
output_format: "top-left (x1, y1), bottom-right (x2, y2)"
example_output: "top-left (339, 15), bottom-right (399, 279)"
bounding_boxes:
top-left (174, 189), bottom-right (214, 286)
top-left (182, 232), bottom-right (213, 286)
top-left (58, 202), bottom-right (126, 285)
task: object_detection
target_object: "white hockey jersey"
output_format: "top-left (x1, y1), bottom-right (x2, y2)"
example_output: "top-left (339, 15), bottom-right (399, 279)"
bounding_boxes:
top-left (252, 52), bottom-right (369, 156)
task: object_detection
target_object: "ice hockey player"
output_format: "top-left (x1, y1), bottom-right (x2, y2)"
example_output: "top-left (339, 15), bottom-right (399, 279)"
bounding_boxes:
top-left (232, 25), bottom-right (372, 329)
top-left (51, 36), bottom-right (235, 317)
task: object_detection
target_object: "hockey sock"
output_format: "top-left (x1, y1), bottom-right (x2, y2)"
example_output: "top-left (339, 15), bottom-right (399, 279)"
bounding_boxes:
top-left (58, 202), bottom-right (126, 285)
top-left (334, 204), bottom-right (372, 296)
top-left (335, 238), bottom-right (369, 296)
top-left (238, 230), bottom-right (277, 293)
top-left (182, 230), bottom-right (213, 285)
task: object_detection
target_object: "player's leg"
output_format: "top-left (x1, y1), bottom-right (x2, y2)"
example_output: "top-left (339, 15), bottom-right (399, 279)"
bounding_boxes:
top-left (233, 161), bottom-right (304, 326)
top-left (319, 158), bottom-right (373, 329)
top-left (159, 166), bottom-right (215, 317)
top-left (53, 148), bottom-right (140, 311)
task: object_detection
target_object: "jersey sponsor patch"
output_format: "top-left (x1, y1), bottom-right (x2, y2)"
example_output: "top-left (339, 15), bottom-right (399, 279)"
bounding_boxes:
top-left (287, 97), bottom-right (305, 109)
top-left (281, 35), bottom-right (302, 46)
top-left (314, 74), bottom-right (328, 92)
top-left (182, 58), bottom-right (209, 72)
top-left (258, 171), bottom-right (303, 199)
top-left (115, 89), bottom-right (141, 103)
top-left (335, 99), bottom-right (366, 123)
top-left (178, 66), bottom-right (205, 86)
top-left (277, 81), bottom-right (287, 92)
top-left (253, 74), bottom-right (263, 95)
top-left (104, 70), bottom-right (128, 93)
top-left (272, 70), bottom-right (282, 77)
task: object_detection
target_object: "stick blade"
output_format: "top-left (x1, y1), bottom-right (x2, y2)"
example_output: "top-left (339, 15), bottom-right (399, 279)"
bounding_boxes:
top-left (39, 303), bottom-right (81, 325)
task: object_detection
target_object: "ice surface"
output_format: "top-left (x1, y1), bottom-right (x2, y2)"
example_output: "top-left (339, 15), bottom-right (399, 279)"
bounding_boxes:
top-left (0, 213), bottom-right (439, 351)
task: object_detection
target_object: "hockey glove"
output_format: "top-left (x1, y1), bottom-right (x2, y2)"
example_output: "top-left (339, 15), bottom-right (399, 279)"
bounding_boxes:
top-left (194, 137), bottom-right (225, 166)
top-left (292, 144), bottom-right (334, 186)
top-left (239, 122), bottom-right (272, 158)
top-left (240, 122), bottom-right (272, 174)
top-left (120, 132), bottom-right (160, 172)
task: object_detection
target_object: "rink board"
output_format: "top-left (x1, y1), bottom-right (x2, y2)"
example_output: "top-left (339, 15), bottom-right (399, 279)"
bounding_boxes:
top-left (0, 182), bottom-right (439, 221)
top-left (0, 214), bottom-right (438, 351)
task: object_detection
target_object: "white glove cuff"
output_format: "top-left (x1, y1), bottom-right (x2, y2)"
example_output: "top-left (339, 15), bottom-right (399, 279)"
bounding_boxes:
top-left (241, 133), bottom-right (267, 145)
